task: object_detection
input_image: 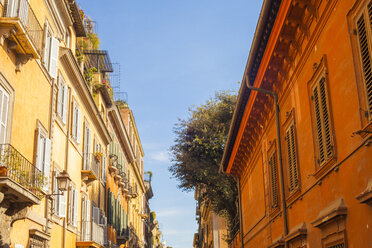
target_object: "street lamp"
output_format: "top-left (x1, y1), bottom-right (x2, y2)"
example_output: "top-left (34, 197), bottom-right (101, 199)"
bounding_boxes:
top-left (56, 170), bottom-right (71, 192)
top-left (47, 170), bottom-right (71, 197)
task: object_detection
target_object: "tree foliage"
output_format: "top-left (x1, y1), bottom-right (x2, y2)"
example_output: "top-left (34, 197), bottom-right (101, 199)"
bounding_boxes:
top-left (169, 91), bottom-right (238, 222)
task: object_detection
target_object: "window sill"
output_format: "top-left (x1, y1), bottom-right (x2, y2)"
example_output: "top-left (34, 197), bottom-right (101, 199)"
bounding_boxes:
top-left (286, 187), bottom-right (301, 206)
top-left (313, 156), bottom-right (337, 179)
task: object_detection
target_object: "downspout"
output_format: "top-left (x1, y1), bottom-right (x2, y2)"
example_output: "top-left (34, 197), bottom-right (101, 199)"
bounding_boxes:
top-left (245, 80), bottom-right (289, 240)
top-left (45, 79), bottom-right (55, 243)
top-left (62, 86), bottom-right (72, 248)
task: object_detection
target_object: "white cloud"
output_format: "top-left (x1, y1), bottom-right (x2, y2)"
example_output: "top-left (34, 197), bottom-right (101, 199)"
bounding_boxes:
top-left (149, 151), bottom-right (169, 163)
top-left (156, 208), bottom-right (182, 218)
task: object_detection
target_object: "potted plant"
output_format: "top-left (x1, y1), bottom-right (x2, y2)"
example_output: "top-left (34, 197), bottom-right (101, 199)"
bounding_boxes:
top-left (94, 151), bottom-right (103, 163)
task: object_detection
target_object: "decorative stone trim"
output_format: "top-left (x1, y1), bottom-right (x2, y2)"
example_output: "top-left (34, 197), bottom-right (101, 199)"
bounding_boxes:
top-left (312, 198), bottom-right (347, 228)
top-left (356, 179), bottom-right (372, 205)
top-left (284, 222), bottom-right (307, 242)
top-left (268, 235), bottom-right (285, 248)
top-left (29, 229), bottom-right (50, 241)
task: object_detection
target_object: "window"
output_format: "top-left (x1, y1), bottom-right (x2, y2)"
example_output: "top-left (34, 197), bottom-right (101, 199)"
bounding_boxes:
top-left (328, 243), bottom-right (345, 248)
top-left (83, 122), bottom-right (91, 170)
top-left (0, 85), bottom-right (9, 144)
top-left (355, 0), bottom-right (372, 121)
top-left (36, 127), bottom-right (51, 192)
top-left (81, 195), bottom-right (91, 240)
top-left (285, 123), bottom-right (299, 193)
top-left (102, 150), bottom-right (107, 182)
top-left (57, 75), bottom-right (68, 124)
top-left (71, 100), bottom-right (81, 143)
top-left (68, 184), bottom-right (78, 226)
top-left (268, 150), bottom-right (279, 209)
top-left (65, 30), bottom-right (70, 49)
top-left (29, 234), bottom-right (45, 248)
top-left (310, 67), bottom-right (335, 167)
top-left (53, 170), bottom-right (67, 217)
top-left (43, 21), bottom-right (59, 79)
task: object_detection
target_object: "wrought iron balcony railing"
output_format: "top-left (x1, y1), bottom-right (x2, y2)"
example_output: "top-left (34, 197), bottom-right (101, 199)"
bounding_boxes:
top-left (2, 0), bottom-right (43, 56)
top-left (0, 144), bottom-right (43, 198)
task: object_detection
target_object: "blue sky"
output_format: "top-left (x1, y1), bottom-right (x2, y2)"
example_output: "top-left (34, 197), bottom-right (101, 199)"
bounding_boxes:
top-left (77, 1), bottom-right (263, 247)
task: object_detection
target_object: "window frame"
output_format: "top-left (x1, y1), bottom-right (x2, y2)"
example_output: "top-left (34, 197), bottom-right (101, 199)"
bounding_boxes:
top-left (56, 74), bottom-right (68, 124)
top-left (267, 142), bottom-right (280, 214)
top-left (307, 55), bottom-right (336, 178)
top-left (282, 109), bottom-right (301, 202)
top-left (347, 0), bottom-right (372, 133)
top-left (0, 72), bottom-right (15, 145)
top-left (71, 99), bottom-right (81, 144)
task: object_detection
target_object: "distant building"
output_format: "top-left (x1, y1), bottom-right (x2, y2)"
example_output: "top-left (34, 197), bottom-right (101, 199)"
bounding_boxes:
top-left (194, 187), bottom-right (229, 248)
top-left (221, 0), bottom-right (372, 247)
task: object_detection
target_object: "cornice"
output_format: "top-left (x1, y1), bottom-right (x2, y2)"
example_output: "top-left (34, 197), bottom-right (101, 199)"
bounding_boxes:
top-left (59, 47), bottom-right (111, 145)
top-left (108, 106), bottom-right (135, 162)
top-left (108, 106), bottom-right (145, 192)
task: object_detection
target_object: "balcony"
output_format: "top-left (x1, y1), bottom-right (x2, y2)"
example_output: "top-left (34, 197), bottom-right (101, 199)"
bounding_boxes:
top-left (0, 0), bottom-right (43, 69)
top-left (117, 228), bottom-right (130, 245)
top-left (82, 153), bottom-right (100, 183)
top-left (77, 221), bottom-right (106, 248)
top-left (0, 144), bottom-right (42, 206)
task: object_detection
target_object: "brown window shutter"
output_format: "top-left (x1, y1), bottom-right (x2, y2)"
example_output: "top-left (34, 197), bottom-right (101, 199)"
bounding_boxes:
top-left (356, 2), bottom-right (372, 119)
top-left (269, 151), bottom-right (279, 208)
top-left (286, 125), bottom-right (299, 192)
top-left (327, 243), bottom-right (345, 248)
top-left (312, 77), bottom-right (333, 165)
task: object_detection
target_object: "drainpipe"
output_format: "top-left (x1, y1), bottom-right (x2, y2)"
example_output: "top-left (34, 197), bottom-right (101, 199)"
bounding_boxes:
top-left (245, 80), bottom-right (289, 241)
top-left (44, 79), bottom-right (55, 246)
top-left (62, 86), bottom-right (72, 248)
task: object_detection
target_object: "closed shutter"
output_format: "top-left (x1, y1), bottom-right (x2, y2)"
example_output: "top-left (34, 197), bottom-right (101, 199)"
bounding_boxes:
top-left (43, 22), bottom-right (51, 66)
top-left (76, 108), bottom-right (81, 143)
top-left (59, 190), bottom-right (67, 217)
top-left (83, 122), bottom-right (90, 170)
top-left (286, 124), bottom-right (299, 192)
top-left (312, 77), bottom-right (333, 165)
top-left (356, 3), bottom-right (372, 119)
top-left (86, 200), bottom-right (91, 239)
top-left (49, 37), bottom-right (59, 79)
top-left (102, 155), bottom-right (107, 181)
top-left (62, 85), bottom-right (68, 124)
top-left (93, 206), bottom-right (99, 224)
top-left (72, 101), bottom-right (76, 139)
top-left (43, 138), bottom-right (51, 192)
top-left (0, 86), bottom-right (9, 144)
top-left (269, 151), bottom-right (279, 208)
top-left (18, 0), bottom-right (29, 26)
top-left (68, 187), bottom-right (73, 223)
top-left (35, 129), bottom-right (44, 172)
top-left (6, 0), bottom-right (16, 17)
top-left (73, 190), bottom-right (78, 226)
top-left (57, 78), bottom-right (63, 118)
top-left (53, 171), bottom-right (59, 214)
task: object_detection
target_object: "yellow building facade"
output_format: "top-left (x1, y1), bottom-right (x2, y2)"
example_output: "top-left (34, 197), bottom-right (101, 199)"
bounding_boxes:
top-left (0, 1), bottom-right (151, 248)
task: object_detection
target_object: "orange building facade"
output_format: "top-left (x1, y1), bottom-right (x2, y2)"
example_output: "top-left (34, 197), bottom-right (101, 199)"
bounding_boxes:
top-left (221, 0), bottom-right (372, 247)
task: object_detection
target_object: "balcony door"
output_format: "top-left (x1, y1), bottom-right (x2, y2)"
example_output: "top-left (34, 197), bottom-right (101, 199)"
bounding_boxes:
top-left (7, 0), bottom-right (29, 25)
